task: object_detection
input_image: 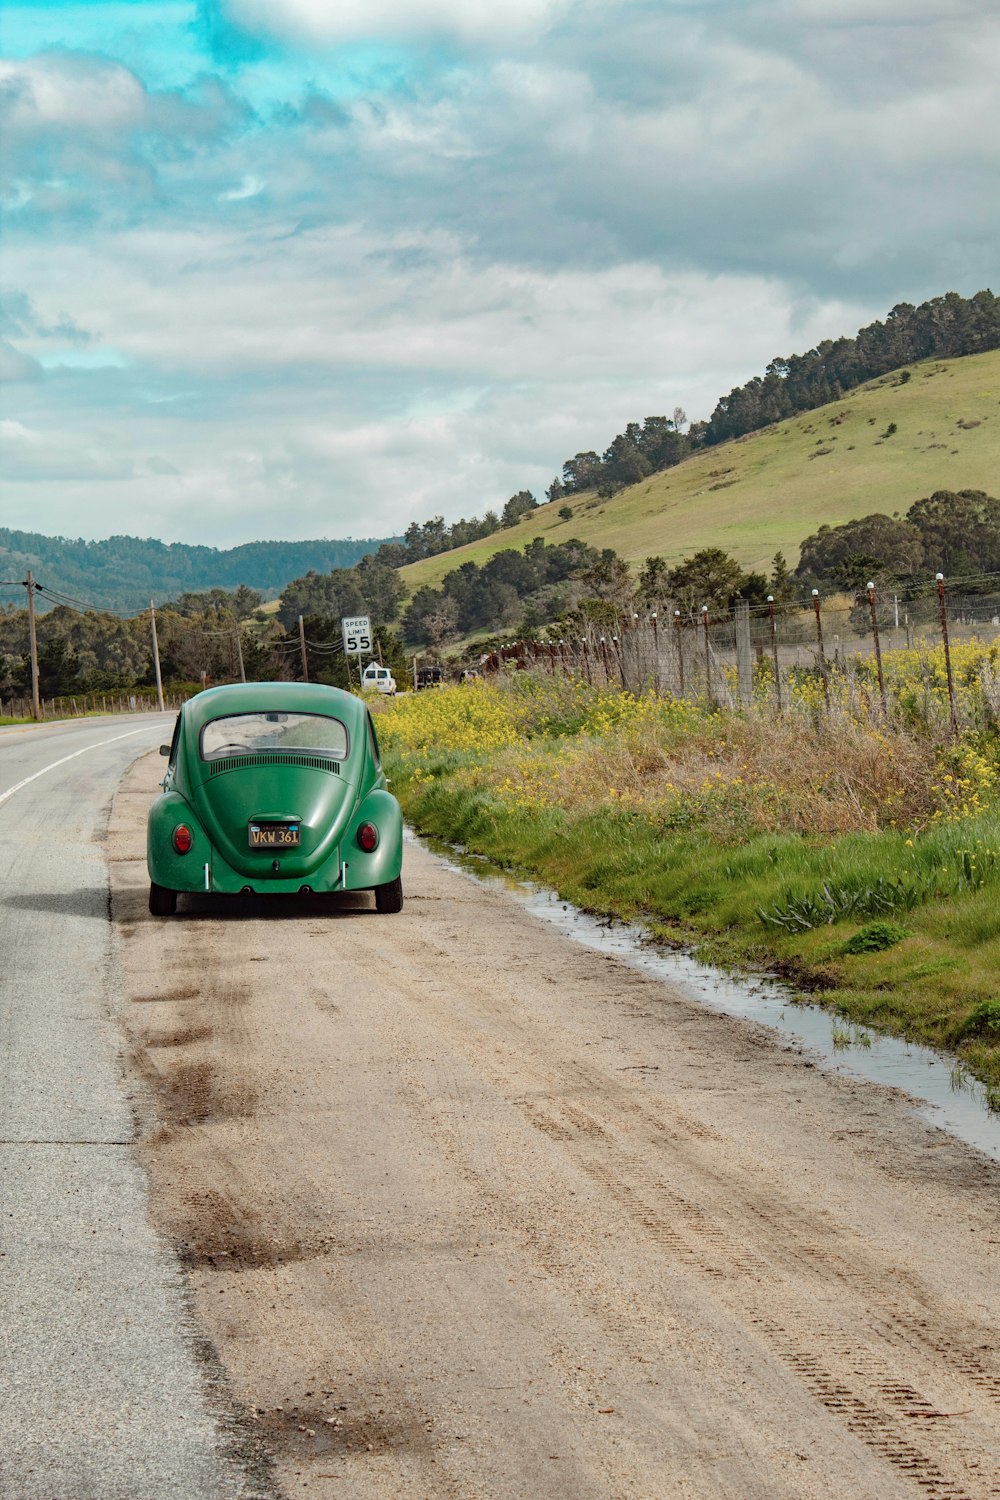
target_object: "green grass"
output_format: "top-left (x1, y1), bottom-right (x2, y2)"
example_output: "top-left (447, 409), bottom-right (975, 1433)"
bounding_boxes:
top-left (399, 348), bottom-right (1000, 594)
top-left (388, 747), bottom-right (1000, 1096)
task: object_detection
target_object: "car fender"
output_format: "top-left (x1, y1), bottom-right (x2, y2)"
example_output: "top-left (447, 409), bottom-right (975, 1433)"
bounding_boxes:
top-left (344, 788), bottom-right (403, 888)
top-left (147, 791), bottom-right (211, 892)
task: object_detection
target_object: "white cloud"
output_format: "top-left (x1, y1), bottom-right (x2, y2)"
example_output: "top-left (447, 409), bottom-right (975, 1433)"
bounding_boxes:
top-left (765, 0), bottom-right (987, 24)
top-left (0, 217), bottom-right (872, 388)
top-left (220, 174), bottom-right (265, 200)
top-left (0, 50), bottom-right (251, 206)
top-left (1, 0), bottom-right (996, 550)
top-left (0, 53), bottom-right (147, 135)
top-left (221, 0), bottom-right (580, 46)
top-left (0, 203), bottom-right (875, 543)
top-left (0, 341), bottom-right (42, 382)
top-left (0, 415), bottom-right (136, 482)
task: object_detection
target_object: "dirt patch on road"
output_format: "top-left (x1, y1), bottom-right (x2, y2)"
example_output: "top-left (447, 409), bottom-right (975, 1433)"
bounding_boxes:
top-left (108, 753), bottom-right (1000, 1500)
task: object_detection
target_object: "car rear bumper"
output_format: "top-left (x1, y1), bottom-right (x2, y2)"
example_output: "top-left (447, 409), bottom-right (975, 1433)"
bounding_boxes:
top-left (148, 789), bottom-right (403, 894)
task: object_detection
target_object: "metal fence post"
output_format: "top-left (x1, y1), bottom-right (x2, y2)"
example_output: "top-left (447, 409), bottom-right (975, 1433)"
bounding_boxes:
top-left (702, 605), bottom-right (711, 702)
top-left (735, 598), bottom-right (753, 708)
top-left (811, 589), bottom-right (830, 710)
top-left (767, 595), bottom-right (783, 714)
top-left (867, 582), bottom-right (888, 716)
top-left (674, 610), bottom-right (684, 697)
top-left (612, 635), bottom-right (626, 689)
top-left (936, 572), bottom-right (959, 735)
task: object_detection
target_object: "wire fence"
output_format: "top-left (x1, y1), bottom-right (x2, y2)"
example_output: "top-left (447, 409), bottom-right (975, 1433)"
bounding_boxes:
top-left (1, 689), bottom-right (188, 722)
top-left (481, 578), bottom-right (1000, 732)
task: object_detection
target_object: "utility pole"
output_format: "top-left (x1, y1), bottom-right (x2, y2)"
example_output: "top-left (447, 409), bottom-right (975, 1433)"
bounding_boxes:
top-left (235, 627), bottom-right (246, 683)
top-left (149, 601), bottom-right (165, 711)
top-left (298, 614), bottom-right (309, 682)
top-left (25, 571), bottom-right (40, 720)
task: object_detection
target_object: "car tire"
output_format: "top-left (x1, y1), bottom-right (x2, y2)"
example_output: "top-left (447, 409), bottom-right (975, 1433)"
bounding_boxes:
top-left (374, 875), bottom-right (403, 914)
top-left (149, 881), bottom-right (177, 916)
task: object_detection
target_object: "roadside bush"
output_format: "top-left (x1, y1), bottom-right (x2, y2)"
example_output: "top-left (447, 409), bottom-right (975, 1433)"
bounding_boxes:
top-left (843, 921), bottom-right (911, 953)
top-left (956, 999), bottom-right (1000, 1041)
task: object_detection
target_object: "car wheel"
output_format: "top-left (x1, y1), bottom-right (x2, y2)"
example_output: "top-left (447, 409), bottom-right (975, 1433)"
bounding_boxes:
top-left (149, 881), bottom-right (177, 916)
top-left (374, 875), bottom-right (403, 914)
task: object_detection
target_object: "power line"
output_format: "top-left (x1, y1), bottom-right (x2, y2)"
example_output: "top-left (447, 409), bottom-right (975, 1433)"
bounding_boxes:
top-left (26, 582), bottom-right (142, 619)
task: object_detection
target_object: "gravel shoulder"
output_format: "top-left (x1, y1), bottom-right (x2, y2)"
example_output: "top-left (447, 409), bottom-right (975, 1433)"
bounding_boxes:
top-left (108, 752), bottom-right (1000, 1500)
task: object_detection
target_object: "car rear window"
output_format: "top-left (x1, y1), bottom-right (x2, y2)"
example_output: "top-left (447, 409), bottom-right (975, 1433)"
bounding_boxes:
top-left (200, 712), bottom-right (349, 761)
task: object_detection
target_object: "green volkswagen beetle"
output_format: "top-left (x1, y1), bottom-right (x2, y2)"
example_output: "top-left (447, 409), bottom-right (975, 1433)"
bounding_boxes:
top-left (147, 682), bottom-right (403, 916)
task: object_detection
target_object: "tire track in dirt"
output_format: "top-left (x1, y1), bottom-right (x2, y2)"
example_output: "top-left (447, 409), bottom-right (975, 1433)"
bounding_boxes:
top-left (361, 907), bottom-right (1000, 1500)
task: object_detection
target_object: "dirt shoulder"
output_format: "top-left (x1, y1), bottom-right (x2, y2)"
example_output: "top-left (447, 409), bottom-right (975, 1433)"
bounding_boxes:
top-left (108, 753), bottom-right (1000, 1500)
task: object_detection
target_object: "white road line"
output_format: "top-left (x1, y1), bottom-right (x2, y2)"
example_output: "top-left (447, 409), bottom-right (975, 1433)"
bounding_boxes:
top-left (0, 726), bottom-right (162, 809)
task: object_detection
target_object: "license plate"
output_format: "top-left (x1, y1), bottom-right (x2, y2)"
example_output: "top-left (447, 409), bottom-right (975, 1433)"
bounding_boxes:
top-left (248, 822), bottom-right (301, 849)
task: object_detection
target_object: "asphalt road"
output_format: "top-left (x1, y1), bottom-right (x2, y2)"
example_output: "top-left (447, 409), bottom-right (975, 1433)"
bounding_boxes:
top-left (4, 720), bottom-right (1000, 1500)
top-left (0, 717), bottom-right (266, 1500)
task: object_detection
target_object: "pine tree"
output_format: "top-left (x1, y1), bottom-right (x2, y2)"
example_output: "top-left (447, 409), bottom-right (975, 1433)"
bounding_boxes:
top-left (769, 550), bottom-right (797, 604)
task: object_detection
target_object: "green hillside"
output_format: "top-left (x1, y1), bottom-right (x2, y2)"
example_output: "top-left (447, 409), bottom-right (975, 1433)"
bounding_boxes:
top-left (0, 529), bottom-right (395, 614)
top-left (400, 349), bottom-right (1000, 594)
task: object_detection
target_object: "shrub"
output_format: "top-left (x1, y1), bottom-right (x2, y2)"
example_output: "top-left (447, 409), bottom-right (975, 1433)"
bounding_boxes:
top-left (843, 921), bottom-right (910, 954)
top-left (956, 999), bottom-right (1000, 1041)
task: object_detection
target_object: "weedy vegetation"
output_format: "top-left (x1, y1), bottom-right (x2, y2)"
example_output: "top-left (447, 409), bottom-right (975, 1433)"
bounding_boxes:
top-left (377, 645), bottom-right (1000, 1099)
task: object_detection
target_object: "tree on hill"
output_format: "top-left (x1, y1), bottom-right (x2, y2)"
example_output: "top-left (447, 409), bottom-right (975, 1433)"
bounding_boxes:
top-left (768, 551), bottom-right (797, 605)
top-left (562, 451), bottom-right (602, 492)
top-left (666, 548), bottom-right (763, 617)
top-left (276, 570), bottom-right (367, 633)
top-left (704, 289), bottom-right (999, 447)
top-left (580, 550), bottom-right (632, 610)
top-left (635, 555), bottom-right (669, 608)
top-left (400, 538), bottom-right (604, 645)
top-left (162, 586), bottom-right (263, 618)
top-left (277, 558), bottom-right (402, 635)
top-left (796, 515), bottom-right (924, 590)
top-left (795, 492), bottom-right (1000, 591)
top-left (906, 490), bottom-right (1000, 579)
top-left (602, 432), bottom-right (652, 489)
top-left (355, 555), bottom-right (404, 623)
top-left (555, 414), bottom-right (695, 500)
top-left (501, 490), bottom-right (539, 528)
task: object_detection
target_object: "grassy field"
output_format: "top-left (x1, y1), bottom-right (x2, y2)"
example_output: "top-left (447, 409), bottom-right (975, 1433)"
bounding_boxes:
top-left (375, 667), bottom-right (1000, 1101)
top-left (399, 348), bottom-right (1000, 594)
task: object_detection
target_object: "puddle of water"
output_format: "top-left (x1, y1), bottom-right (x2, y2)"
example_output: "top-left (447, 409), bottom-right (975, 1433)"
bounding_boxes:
top-left (412, 833), bottom-right (1000, 1164)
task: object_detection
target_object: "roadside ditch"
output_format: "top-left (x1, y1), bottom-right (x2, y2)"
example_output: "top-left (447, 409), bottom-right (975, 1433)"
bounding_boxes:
top-left (411, 830), bottom-right (1000, 1164)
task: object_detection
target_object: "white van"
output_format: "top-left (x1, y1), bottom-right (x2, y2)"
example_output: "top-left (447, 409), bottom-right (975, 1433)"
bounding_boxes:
top-left (361, 663), bottom-right (396, 695)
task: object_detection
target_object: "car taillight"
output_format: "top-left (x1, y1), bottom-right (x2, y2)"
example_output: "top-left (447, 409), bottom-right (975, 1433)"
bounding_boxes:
top-left (357, 822), bottom-right (378, 853)
top-left (172, 824), bottom-right (193, 854)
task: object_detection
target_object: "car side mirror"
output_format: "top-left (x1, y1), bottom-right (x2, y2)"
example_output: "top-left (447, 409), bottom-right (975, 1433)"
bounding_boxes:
top-left (159, 744), bottom-right (171, 756)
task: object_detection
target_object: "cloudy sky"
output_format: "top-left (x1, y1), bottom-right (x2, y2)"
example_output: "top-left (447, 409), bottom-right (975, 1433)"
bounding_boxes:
top-left (1, 0), bottom-right (997, 547)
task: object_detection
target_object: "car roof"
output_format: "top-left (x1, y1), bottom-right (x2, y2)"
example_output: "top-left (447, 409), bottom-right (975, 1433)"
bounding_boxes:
top-left (182, 681), bottom-right (367, 737)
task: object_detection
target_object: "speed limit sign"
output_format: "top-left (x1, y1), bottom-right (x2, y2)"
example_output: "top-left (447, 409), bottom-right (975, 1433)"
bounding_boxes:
top-left (341, 615), bottom-right (373, 655)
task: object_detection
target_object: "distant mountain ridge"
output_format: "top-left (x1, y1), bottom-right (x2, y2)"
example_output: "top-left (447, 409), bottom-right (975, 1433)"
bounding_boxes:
top-left (0, 528), bottom-right (395, 613)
